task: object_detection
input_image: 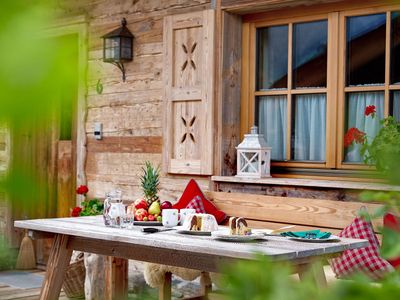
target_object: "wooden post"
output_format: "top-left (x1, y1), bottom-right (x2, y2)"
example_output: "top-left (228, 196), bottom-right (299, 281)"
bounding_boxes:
top-left (159, 271), bottom-right (172, 300)
top-left (104, 256), bottom-right (128, 300)
top-left (57, 141), bottom-right (73, 217)
top-left (39, 234), bottom-right (72, 300)
top-left (297, 262), bottom-right (328, 289)
top-left (200, 271), bottom-right (213, 298)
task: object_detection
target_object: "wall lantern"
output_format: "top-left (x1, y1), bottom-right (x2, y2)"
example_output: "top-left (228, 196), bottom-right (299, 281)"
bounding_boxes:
top-left (236, 126), bottom-right (272, 178)
top-left (102, 18), bottom-right (134, 82)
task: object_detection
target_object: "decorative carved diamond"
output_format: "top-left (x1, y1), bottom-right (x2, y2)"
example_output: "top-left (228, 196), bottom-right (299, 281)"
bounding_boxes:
top-left (180, 116), bottom-right (196, 143)
top-left (181, 42), bottom-right (197, 71)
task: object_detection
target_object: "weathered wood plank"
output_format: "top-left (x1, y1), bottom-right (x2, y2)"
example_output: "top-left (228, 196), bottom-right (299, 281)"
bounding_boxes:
top-left (87, 136), bottom-right (162, 154)
top-left (159, 271), bottom-right (172, 300)
top-left (39, 234), bottom-right (72, 300)
top-left (205, 191), bottom-right (383, 230)
top-left (57, 141), bottom-right (73, 217)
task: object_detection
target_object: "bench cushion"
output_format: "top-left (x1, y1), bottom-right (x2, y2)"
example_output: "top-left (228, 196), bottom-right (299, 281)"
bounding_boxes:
top-left (173, 179), bottom-right (227, 224)
top-left (330, 217), bottom-right (394, 280)
top-left (382, 213), bottom-right (400, 268)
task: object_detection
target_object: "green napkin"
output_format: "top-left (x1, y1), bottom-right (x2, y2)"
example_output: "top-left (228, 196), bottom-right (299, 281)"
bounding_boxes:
top-left (280, 229), bottom-right (331, 239)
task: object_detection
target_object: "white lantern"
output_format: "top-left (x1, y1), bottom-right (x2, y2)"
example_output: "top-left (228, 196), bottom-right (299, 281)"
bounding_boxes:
top-left (236, 126), bottom-right (271, 178)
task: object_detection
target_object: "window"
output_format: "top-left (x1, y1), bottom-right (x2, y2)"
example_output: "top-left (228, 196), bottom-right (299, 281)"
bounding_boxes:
top-left (242, 4), bottom-right (400, 173)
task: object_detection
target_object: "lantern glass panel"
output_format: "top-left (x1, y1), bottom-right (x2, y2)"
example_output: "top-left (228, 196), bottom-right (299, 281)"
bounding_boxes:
top-left (104, 37), bottom-right (121, 60)
top-left (239, 151), bottom-right (259, 173)
top-left (121, 37), bottom-right (132, 60)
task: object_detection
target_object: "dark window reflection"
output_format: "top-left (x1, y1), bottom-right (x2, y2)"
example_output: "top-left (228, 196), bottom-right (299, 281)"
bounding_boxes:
top-left (346, 13), bottom-right (386, 86)
top-left (391, 12), bottom-right (400, 84)
top-left (293, 20), bottom-right (327, 88)
top-left (257, 26), bottom-right (288, 90)
top-left (390, 91), bottom-right (400, 121)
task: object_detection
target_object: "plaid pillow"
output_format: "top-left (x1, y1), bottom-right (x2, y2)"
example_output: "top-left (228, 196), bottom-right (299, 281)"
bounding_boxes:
top-left (330, 217), bottom-right (394, 280)
top-left (186, 196), bottom-right (206, 214)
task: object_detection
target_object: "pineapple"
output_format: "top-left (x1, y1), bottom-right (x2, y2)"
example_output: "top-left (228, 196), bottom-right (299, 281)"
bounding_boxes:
top-left (140, 161), bottom-right (160, 206)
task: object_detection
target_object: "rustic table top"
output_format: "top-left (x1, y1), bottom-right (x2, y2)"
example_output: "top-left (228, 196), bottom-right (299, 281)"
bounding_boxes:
top-left (15, 216), bottom-right (368, 263)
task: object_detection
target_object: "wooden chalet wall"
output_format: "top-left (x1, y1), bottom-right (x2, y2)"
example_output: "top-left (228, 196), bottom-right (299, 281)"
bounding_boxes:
top-left (0, 125), bottom-right (10, 241)
top-left (56, 0), bottom-right (214, 202)
top-left (53, 0), bottom-right (397, 206)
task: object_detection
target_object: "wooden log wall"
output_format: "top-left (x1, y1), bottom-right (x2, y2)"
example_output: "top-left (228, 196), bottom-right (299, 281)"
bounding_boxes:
top-left (0, 125), bottom-right (10, 241)
top-left (55, 0), bottom-right (213, 203)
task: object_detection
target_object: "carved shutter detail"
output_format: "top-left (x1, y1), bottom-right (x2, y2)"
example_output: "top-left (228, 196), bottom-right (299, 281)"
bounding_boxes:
top-left (163, 10), bottom-right (215, 175)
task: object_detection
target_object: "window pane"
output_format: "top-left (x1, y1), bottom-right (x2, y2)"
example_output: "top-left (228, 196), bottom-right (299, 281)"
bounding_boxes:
top-left (257, 26), bottom-right (288, 90)
top-left (390, 91), bottom-right (400, 121)
top-left (346, 14), bottom-right (386, 86)
top-left (293, 20), bottom-right (327, 88)
top-left (257, 96), bottom-right (287, 160)
top-left (291, 94), bottom-right (326, 161)
top-left (391, 12), bottom-right (400, 84)
top-left (344, 92), bottom-right (384, 163)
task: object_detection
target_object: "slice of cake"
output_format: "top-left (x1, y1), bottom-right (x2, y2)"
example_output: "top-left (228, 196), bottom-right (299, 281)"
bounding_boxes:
top-left (236, 217), bottom-right (252, 235)
top-left (182, 214), bottom-right (218, 232)
top-left (229, 217), bottom-right (238, 235)
top-left (228, 216), bottom-right (252, 235)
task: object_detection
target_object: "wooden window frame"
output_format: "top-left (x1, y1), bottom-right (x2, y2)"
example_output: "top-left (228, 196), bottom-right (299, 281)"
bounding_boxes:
top-left (242, 3), bottom-right (400, 173)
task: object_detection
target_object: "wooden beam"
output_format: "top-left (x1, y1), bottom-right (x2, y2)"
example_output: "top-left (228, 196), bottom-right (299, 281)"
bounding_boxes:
top-left (87, 136), bottom-right (163, 154)
top-left (39, 234), bottom-right (72, 300)
top-left (105, 257), bottom-right (128, 300)
top-left (159, 271), bottom-right (172, 300)
top-left (57, 141), bottom-right (73, 217)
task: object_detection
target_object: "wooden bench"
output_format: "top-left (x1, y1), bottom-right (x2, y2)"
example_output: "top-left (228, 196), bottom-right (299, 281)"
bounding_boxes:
top-left (201, 191), bottom-right (383, 299)
top-left (204, 191), bottom-right (383, 236)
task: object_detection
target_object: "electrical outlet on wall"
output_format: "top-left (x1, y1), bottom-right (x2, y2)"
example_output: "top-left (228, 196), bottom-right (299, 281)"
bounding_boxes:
top-left (94, 122), bottom-right (102, 140)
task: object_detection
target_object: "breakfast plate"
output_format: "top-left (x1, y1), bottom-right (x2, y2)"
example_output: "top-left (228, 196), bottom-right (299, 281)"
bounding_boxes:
top-left (134, 221), bottom-right (163, 226)
top-left (211, 230), bottom-right (265, 242)
top-left (172, 226), bottom-right (212, 236)
top-left (287, 235), bottom-right (340, 243)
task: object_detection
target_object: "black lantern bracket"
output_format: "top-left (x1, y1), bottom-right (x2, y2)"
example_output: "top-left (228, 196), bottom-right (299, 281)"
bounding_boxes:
top-left (102, 18), bottom-right (134, 82)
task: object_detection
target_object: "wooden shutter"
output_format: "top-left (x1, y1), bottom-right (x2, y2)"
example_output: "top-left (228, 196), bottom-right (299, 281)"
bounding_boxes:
top-left (163, 10), bottom-right (215, 175)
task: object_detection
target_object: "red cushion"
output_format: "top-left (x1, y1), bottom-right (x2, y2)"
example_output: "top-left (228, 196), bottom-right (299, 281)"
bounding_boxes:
top-left (173, 179), bottom-right (227, 224)
top-left (383, 213), bottom-right (400, 268)
top-left (186, 196), bottom-right (206, 214)
top-left (330, 217), bottom-right (394, 280)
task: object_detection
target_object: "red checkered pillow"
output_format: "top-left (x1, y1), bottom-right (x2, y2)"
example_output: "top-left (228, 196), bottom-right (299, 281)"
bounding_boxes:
top-left (382, 213), bottom-right (400, 269)
top-left (172, 179), bottom-right (227, 224)
top-left (330, 217), bottom-right (394, 280)
top-left (186, 196), bottom-right (206, 213)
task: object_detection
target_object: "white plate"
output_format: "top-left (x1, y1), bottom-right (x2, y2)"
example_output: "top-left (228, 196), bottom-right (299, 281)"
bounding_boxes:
top-left (173, 226), bottom-right (213, 236)
top-left (211, 230), bottom-right (265, 242)
top-left (288, 235), bottom-right (340, 243)
top-left (134, 221), bottom-right (163, 226)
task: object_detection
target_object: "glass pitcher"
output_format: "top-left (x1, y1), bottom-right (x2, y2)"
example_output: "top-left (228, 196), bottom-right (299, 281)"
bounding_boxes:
top-left (103, 190), bottom-right (125, 227)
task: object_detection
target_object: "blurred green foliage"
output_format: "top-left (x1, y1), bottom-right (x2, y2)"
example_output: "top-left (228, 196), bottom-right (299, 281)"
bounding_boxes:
top-left (219, 255), bottom-right (400, 300)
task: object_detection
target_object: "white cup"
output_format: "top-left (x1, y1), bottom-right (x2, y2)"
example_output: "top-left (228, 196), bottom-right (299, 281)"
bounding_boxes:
top-left (162, 209), bottom-right (179, 227)
top-left (179, 208), bottom-right (196, 225)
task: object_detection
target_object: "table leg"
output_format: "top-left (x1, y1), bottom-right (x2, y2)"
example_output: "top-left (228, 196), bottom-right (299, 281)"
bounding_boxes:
top-left (105, 257), bottom-right (128, 300)
top-left (159, 271), bottom-right (172, 300)
top-left (200, 272), bottom-right (212, 298)
top-left (297, 261), bottom-right (327, 289)
top-left (39, 234), bottom-right (72, 300)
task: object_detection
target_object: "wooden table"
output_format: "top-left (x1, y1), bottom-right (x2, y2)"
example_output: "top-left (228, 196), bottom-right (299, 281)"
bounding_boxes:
top-left (15, 216), bottom-right (368, 300)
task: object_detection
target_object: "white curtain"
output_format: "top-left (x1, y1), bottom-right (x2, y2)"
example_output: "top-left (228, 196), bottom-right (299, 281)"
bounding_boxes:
top-left (344, 92), bottom-right (384, 163)
top-left (258, 96), bottom-right (287, 160)
top-left (293, 94), bottom-right (326, 161)
top-left (393, 91), bottom-right (400, 121)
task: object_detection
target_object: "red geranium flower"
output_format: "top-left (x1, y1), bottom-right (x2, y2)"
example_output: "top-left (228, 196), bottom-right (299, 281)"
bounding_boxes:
top-left (365, 105), bottom-right (376, 117)
top-left (344, 127), bottom-right (366, 148)
top-left (71, 207), bottom-right (82, 217)
top-left (76, 185), bottom-right (89, 195)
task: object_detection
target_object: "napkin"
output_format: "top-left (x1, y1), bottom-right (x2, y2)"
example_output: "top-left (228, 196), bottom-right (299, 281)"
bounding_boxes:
top-left (280, 229), bottom-right (331, 239)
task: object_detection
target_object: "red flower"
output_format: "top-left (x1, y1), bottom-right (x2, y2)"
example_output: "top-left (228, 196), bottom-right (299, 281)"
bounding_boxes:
top-left (76, 185), bottom-right (89, 195)
top-left (71, 207), bottom-right (82, 217)
top-left (344, 127), bottom-right (366, 148)
top-left (365, 105), bottom-right (376, 117)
